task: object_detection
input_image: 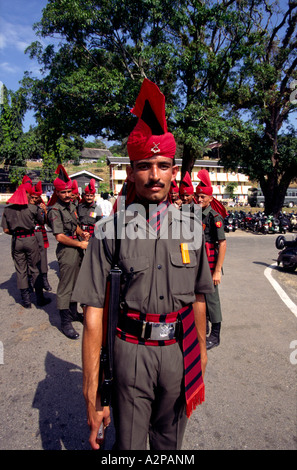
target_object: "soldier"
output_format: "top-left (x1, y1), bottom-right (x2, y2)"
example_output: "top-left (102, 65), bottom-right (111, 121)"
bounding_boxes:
top-left (30, 181), bottom-right (52, 292)
top-left (47, 165), bottom-right (90, 339)
top-left (179, 171), bottom-right (196, 209)
top-left (72, 79), bottom-right (214, 450)
top-left (1, 179), bottom-right (51, 308)
top-left (71, 179), bottom-right (81, 208)
top-left (169, 180), bottom-right (182, 208)
top-left (196, 169), bottom-right (227, 350)
top-left (77, 179), bottom-right (102, 237)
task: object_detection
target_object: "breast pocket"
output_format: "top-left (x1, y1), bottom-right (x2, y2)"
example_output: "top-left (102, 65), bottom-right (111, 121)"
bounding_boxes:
top-left (119, 256), bottom-right (150, 303)
top-left (170, 252), bottom-right (197, 295)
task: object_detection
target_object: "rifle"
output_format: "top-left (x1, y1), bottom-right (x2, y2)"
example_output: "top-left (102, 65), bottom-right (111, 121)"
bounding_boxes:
top-left (99, 182), bottom-right (127, 406)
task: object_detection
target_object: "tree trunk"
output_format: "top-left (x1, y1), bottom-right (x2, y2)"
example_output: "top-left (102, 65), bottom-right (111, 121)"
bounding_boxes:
top-left (181, 143), bottom-right (196, 179)
top-left (261, 173), bottom-right (289, 216)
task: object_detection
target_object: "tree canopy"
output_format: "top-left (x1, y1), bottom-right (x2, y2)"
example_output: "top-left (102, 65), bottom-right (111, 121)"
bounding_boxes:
top-left (20, 0), bottom-right (297, 213)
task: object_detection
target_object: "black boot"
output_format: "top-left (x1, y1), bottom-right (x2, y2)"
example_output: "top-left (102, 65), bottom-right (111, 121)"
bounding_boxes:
top-left (28, 276), bottom-right (34, 293)
top-left (42, 273), bottom-right (52, 291)
top-left (70, 302), bottom-right (84, 323)
top-left (20, 288), bottom-right (32, 308)
top-left (206, 322), bottom-right (221, 350)
top-left (35, 286), bottom-right (51, 306)
top-left (60, 309), bottom-right (79, 339)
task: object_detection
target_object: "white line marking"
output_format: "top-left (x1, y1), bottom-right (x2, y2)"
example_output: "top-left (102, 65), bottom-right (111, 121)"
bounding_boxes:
top-left (264, 263), bottom-right (297, 319)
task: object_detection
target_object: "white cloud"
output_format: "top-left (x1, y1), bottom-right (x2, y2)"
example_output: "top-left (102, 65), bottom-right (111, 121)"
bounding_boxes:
top-left (0, 19), bottom-right (36, 53)
top-left (0, 62), bottom-right (20, 74)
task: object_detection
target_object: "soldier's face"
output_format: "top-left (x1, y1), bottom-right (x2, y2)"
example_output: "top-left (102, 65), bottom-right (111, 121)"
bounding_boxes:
top-left (181, 193), bottom-right (194, 204)
top-left (197, 193), bottom-right (213, 209)
top-left (28, 194), bottom-right (39, 204)
top-left (84, 193), bottom-right (95, 204)
top-left (127, 156), bottom-right (178, 204)
top-left (56, 189), bottom-right (72, 203)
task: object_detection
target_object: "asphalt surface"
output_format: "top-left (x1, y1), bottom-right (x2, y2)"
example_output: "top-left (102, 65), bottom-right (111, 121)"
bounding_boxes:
top-left (0, 214), bottom-right (296, 451)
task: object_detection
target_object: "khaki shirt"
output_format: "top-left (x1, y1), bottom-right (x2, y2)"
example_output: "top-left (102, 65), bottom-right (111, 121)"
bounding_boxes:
top-left (72, 203), bottom-right (214, 314)
top-left (77, 201), bottom-right (101, 227)
top-left (47, 199), bottom-right (79, 237)
top-left (202, 205), bottom-right (226, 243)
top-left (1, 203), bottom-right (44, 233)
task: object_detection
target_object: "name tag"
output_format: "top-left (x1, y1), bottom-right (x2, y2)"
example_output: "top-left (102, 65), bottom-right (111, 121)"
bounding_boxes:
top-left (180, 243), bottom-right (190, 264)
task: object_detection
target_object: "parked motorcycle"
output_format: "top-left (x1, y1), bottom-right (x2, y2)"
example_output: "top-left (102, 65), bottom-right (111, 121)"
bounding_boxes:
top-left (267, 215), bottom-right (280, 234)
top-left (288, 213), bottom-right (297, 232)
top-left (224, 213), bottom-right (237, 232)
top-left (278, 214), bottom-right (291, 234)
top-left (275, 235), bottom-right (297, 272)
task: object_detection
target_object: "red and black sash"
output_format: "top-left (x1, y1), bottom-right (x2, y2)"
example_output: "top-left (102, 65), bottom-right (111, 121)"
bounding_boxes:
top-left (117, 305), bottom-right (205, 418)
top-left (14, 229), bottom-right (35, 239)
top-left (205, 241), bottom-right (216, 274)
top-left (35, 226), bottom-right (49, 249)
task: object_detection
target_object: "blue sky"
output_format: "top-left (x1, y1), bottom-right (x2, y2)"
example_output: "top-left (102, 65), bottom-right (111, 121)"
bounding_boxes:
top-left (0, 0), bottom-right (49, 130)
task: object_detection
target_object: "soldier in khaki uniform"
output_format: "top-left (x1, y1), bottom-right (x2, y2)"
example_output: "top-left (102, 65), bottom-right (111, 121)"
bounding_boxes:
top-left (29, 181), bottom-right (52, 292)
top-left (77, 179), bottom-right (102, 237)
top-left (1, 178), bottom-right (50, 308)
top-left (196, 169), bottom-right (227, 350)
top-left (179, 171), bottom-right (196, 209)
top-left (72, 79), bottom-right (214, 450)
top-left (47, 166), bottom-right (89, 339)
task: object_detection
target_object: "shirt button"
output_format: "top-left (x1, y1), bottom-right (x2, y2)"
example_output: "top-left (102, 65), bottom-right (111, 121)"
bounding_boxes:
top-left (157, 264), bottom-right (162, 269)
top-left (159, 295), bottom-right (164, 300)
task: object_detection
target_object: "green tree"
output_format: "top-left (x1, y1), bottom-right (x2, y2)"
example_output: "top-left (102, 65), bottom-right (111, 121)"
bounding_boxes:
top-left (0, 85), bottom-right (27, 184)
top-left (23, 0), bottom-right (297, 213)
top-left (218, 1), bottom-right (297, 214)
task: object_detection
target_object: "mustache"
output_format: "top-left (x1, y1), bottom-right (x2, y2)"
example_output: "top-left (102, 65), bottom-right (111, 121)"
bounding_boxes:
top-left (144, 180), bottom-right (165, 189)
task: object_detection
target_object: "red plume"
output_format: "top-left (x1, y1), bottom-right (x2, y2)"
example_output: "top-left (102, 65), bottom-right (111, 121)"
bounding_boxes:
top-left (130, 78), bottom-right (167, 133)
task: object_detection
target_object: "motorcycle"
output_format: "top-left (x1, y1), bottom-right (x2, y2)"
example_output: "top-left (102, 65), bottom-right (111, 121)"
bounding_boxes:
top-left (255, 215), bottom-right (269, 234)
top-left (224, 214), bottom-right (237, 232)
top-left (278, 214), bottom-right (290, 234)
top-left (275, 235), bottom-right (297, 272)
top-left (267, 215), bottom-right (280, 234)
top-left (289, 213), bottom-right (297, 232)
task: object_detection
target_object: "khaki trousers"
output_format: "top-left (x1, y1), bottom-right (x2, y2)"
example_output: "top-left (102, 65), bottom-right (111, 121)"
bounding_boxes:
top-left (112, 337), bottom-right (188, 450)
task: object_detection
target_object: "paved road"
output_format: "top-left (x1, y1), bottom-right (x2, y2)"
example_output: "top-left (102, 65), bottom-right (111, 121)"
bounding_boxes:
top-left (0, 223), bottom-right (296, 450)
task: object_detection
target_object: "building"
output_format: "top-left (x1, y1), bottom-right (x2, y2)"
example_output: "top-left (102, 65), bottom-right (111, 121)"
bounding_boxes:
top-left (80, 148), bottom-right (114, 163)
top-left (69, 170), bottom-right (103, 196)
top-left (106, 156), bottom-right (251, 202)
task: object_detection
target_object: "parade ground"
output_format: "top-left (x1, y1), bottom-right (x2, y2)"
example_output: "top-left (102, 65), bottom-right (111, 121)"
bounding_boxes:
top-left (0, 220), bottom-right (296, 451)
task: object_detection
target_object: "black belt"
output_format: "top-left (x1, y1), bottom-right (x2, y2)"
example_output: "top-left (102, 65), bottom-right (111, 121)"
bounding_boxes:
top-left (118, 315), bottom-right (181, 341)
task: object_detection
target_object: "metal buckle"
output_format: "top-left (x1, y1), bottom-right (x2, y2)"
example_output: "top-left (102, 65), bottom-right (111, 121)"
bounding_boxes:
top-left (149, 322), bottom-right (176, 341)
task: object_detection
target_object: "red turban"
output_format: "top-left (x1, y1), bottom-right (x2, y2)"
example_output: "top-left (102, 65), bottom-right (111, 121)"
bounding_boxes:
top-left (53, 165), bottom-right (72, 191)
top-left (127, 79), bottom-right (176, 161)
top-left (71, 179), bottom-right (79, 194)
top-left (85, 178), bottom-right (96, 194)
top-left (48, 165), bottom-right (72, 206)
top-left (196, 169), bottom-right (213, 196)
top-left (6, 184), bottom-right (28, 205)
top-left (196, 169), bottom-right (227, 218)
top-left (170, 180), bottom-right (179, 194)
top-left (32, 181), bottom-right (43, 196)
top-left (114, 80), bottom-right (176, 212)
top-left (179, 171), bottom-right (194, 195)
top-left (22, 175), bottom-right (33, 194)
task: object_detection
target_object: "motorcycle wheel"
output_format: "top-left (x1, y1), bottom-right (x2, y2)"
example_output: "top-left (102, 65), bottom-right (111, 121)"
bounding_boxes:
top-left (282, 263), bottom-right (297, 272)
top-left (275, 235), bottom-right (286, 250)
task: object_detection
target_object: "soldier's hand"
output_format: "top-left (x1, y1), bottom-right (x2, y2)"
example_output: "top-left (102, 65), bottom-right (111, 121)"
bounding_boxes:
top-left (80, 240), bottom-right (89, 250)
top-left (82, 231), bottom-right (91, 241)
